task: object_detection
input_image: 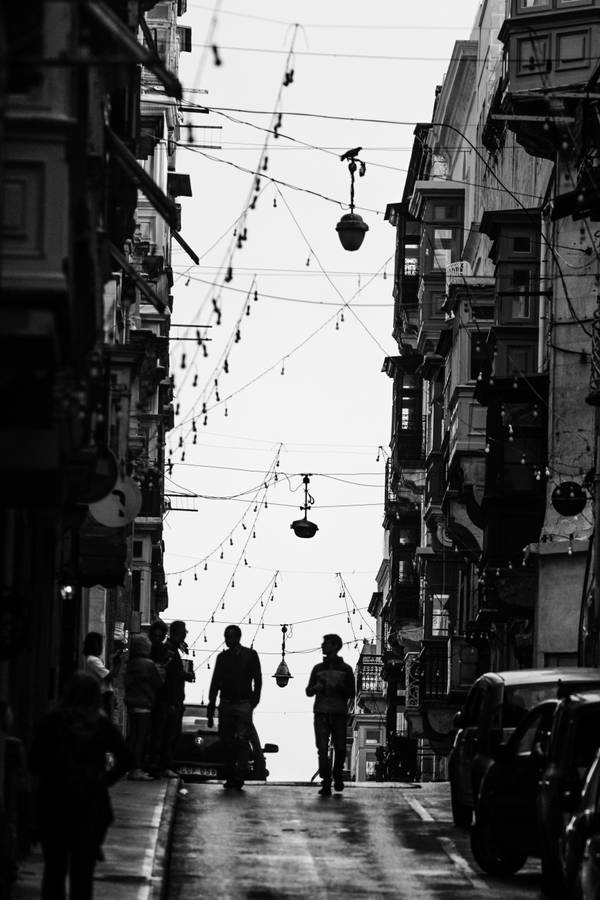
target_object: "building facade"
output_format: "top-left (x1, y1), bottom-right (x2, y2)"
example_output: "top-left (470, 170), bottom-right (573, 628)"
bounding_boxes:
top-left (0, 0), bottom-right (192, 877)
top-left (372, 0), bottom-right (599, 777)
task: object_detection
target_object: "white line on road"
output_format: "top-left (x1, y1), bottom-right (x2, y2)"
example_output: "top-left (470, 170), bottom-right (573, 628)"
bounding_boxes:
top-left (438, 836), bottom-right (487, 890)
top-left (407, 798), bottom-right (435, 822)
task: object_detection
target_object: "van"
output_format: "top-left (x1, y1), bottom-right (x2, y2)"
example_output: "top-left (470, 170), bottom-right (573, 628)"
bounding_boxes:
top-left (448, 668), bottom-right (600, 827)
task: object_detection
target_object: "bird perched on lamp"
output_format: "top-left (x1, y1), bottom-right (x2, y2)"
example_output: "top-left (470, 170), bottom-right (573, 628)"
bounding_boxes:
top-left (340, 147), bottom-right (362, 161)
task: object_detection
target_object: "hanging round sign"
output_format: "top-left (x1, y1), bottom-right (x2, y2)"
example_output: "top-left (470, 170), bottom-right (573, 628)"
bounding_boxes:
top-left (89, 476), bottom-right (143, 527)
top-left (551, 481), bottom-right (587, 517)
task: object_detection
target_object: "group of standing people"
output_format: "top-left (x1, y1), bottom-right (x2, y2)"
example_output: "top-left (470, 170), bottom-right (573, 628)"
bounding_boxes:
top-left (82, 619), bottom-right (195, 779)
top-left (30, 618), bottom-right (194, 899)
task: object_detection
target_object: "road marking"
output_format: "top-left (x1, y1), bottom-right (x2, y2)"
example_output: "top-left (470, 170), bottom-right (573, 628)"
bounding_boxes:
top-left (407, 798), bottom-right (435, 822)
top-left (438, 836), bottom-right (487, 889)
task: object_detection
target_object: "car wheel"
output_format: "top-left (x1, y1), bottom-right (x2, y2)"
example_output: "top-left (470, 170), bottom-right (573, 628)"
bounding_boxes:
top-left (470, 818), bottom-right (528, 876)
top-left (450, 780), bottom-right (472, 828)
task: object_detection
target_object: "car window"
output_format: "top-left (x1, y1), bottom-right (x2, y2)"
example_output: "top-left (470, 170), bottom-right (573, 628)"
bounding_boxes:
top-left (513, 704), bottom-right (554, 755)
top-left (572, 708), bottom-right (600, 772)
top-left (580, 752), bottom-right (600, 811)
top-left (463, 681), bottom-right (488, 727)
top-left (503, 684), bottom-right (561, 728)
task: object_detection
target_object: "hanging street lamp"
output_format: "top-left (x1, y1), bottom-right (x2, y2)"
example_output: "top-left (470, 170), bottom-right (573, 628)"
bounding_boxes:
top-left (290, 474), bottom-right (319, 539)
top-left (336, 147), bottom-right (369, 251)
top-left (273, 624), bottom-right (293, 687)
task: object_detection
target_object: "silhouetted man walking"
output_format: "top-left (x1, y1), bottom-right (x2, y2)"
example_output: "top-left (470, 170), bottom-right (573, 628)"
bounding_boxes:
top-left (207, 625), bottom-right (262, 790)
top-left (306, 634), bottom-right (355, 796)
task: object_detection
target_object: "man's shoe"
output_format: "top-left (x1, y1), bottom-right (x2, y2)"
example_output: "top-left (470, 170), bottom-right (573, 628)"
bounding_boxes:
top-left (333, 777), bottom-right (344, 792)
top-left (318, 783), bottom-right (332, 797)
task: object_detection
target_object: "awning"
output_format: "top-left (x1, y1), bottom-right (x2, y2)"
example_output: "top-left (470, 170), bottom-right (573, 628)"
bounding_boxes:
top-left (107, 128), bottom-right (180, 230)
top-left (167, 172), bottom-right (192, 198)
top-left (78, 514), bottom-right (128, 589)
top-left (84, 0), bottom-right (182, 99)
top-left (109, 242), bottom-right (167, 313)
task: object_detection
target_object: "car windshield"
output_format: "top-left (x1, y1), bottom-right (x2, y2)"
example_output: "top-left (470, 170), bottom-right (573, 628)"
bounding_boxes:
top-left (183, 706), bottom-right (207, 720)
top-left (503, 684), bottom-right (563, 729)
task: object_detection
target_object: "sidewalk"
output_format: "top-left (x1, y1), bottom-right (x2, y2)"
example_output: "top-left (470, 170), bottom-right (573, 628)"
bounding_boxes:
top-left (13, 777), bottom-right (180, 900)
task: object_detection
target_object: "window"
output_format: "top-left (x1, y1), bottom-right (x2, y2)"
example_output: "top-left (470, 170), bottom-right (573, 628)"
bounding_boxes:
top-left (517, 0), bottom-right (550, 9)
top-left (133, 540), bottom-right (144, 558)
top-left (513, 236), bottom-right (531, 253)
top-left (431, 595), bottom-right (450, 636)
top-left (365, 729), bottom-right (380, 744)
top-left (511, 269), bottom-right (532, 318)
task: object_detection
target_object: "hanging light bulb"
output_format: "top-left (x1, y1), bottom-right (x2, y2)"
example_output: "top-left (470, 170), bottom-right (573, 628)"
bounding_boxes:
top-left (220, 548), bottom-right (224, 559)
top-left (211, 614), bottom-right (214, 623)
top-left (193, 374), bottom-right (198, 387)
top-left (229, 537), bottom-right (234, 546)
top-left (204, 561), bottom-right (208, 571)
top-left (204, 635), bottom-right (207, 643)
top-left (194, 571), bottom-right (198, 581)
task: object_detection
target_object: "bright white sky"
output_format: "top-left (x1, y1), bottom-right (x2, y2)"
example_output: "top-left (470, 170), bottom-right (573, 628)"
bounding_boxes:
top-left (163, 0), bottom-right (482, 780)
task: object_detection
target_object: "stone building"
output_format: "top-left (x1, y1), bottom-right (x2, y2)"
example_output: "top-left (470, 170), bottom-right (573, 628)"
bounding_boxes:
top-left (373, 0), bottom-right (599, 776)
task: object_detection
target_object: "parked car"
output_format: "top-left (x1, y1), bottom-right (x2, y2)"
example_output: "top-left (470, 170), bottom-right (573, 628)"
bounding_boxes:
top-left (538, 691), bottom-right (600, 897)
top-left (564, 748), bottom-right (600, 900)
top-left (469, 689), bottom-right (600, 894)
top-left (173, 703), bottom-right (278, 782)
top-left (449, 668), bottom-right (600, 828)
top-left (470, 699), bottom-right (558, 875)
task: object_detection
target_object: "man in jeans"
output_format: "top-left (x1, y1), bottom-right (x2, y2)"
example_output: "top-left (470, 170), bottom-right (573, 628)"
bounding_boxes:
top-left (207, 625), bottom-right (262, 790)
top-left (306, 634), bottom-right (355, 796)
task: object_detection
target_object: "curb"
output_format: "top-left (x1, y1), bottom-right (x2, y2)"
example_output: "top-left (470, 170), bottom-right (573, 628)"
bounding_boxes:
top-left (149, 778), bottom-right (180, 900)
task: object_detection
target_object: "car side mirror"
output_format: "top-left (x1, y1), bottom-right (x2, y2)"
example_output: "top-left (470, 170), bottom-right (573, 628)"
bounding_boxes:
top-left (493, 742), bottom-right (513, 764)
top-left (453, 710), bottom-right (464, 729)
top-left (262, 743), bottom-right (279, 754)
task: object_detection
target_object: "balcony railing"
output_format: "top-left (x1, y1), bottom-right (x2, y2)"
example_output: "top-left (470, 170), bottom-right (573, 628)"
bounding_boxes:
top-left (404, 651), bottom-right (421, 709)
top-left (356, 654), bottom-right (384, 695)
top-left (421, 639), bottom-right (448, 701)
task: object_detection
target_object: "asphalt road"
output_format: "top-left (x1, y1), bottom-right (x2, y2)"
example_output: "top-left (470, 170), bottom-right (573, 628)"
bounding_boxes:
top-left (166, 781), bottom-right (543, 899)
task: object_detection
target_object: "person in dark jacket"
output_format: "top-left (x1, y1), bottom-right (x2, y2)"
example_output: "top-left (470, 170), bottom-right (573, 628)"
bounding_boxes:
top-left (124, 633), bottom-right (164, 780)
top-left (207, 625), bottom-right (262, 790)
top-left (150, 620), bottom-right (194, 777)
top-left (29, 672), bottom-right (132, 900)
top-left (306, 634), bottom-right (355, 796)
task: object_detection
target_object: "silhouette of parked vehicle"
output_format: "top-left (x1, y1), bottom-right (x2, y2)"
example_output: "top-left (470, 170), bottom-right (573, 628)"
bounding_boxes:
top-left (449, 668), bottom-right (600, 828)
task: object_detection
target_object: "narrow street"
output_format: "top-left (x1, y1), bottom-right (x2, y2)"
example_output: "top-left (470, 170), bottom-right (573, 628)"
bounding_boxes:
top-left (167, 782), bottom-right (541, 899)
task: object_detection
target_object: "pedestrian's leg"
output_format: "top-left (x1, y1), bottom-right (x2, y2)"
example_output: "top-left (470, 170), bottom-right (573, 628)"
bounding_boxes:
top-left (218, 704), bottom-right (236, 785)
top-left (232, 702), bottom-right (253, 786)
top-left (248, 720), bottom-right (266, 779)
top-left (161, 705), bottom-right (181, 775)
top-left (314, 713), bottom-right (332, 794)
top-left (331, 714), bottom-right (348, 791)
top-left (41, 834), bottom-right (68, 900)
top-left (149, 700), bottom-right (169, 773)
top-left (69, 833), bottom-right (97, 900)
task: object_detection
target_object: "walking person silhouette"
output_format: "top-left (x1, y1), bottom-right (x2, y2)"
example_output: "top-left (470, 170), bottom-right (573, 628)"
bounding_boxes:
top-left (306, 634), bottom-right (355, 796)
top-left (207, 625), bottom-right (262, 790)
